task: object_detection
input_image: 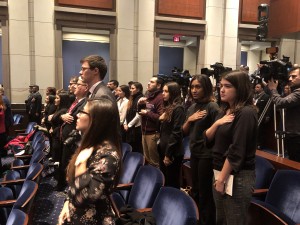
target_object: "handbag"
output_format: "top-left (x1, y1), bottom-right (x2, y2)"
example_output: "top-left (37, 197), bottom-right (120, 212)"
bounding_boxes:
top-left (115, 205), bottom-right (156, 225)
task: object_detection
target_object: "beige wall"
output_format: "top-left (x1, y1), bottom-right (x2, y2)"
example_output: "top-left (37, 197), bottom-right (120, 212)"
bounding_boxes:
top-left (8, 0), bottom-right (55, 103)
top-left (4, 0), bottom-right (300, 103)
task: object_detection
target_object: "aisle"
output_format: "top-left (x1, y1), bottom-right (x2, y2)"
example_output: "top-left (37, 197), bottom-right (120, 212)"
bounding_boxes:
top-left (31, 176), bottom-right (66, 225)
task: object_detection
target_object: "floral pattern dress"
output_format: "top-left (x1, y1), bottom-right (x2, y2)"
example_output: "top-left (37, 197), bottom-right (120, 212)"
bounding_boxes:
top-left (65, 142), bottom-right (121, 225)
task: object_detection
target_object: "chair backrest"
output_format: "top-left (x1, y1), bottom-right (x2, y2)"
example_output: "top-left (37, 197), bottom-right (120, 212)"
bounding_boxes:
top-left (29, 150), bottom-right (45, 165)
top-left (4, 170), bottom-right (22, 198)
top-left (13, 114), bottom-right (23, 125)
top-left (127, 165), bottom-right (164, 209)
top-left (6, 209), bottom-right (28, 225)
top-left (121, 142), bottom-right (132, 160)
top-left (25, 163), bottom-right (43, 183)
top-left (265, 170), bottom-right (300, 224)
top-left (12, 180), bottom-right (38, 213)
top-left (25, 122), bottom-right (37, 134)
top-left (11, 159), bottom-right (26, 178)
top-left (152, 187), bottom-right (199, 225)
top-left (0, 187), bottom-right (14, 223)
top-left (118, 152), bottom-right (145, 202)
top-left (255, 155), bottom-right (275, 189)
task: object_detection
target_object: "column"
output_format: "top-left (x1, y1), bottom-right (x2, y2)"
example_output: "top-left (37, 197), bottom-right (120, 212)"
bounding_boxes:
top-left (115, 0), bottom-right (135, 85)
top-left (8, 0), bottom-right (31, 102)
top-left (136, 0), bottom-right (155, 87)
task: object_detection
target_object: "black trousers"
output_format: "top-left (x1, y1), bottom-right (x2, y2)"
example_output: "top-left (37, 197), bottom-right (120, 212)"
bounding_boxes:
top-left (57, 144), bottom-right (77, 188)
top-left (285, 135), bottom-right (300, 162)
top-left (158, 154), bottom-right (183, 189)
top-left (190, 156), bottom-right (216, 225)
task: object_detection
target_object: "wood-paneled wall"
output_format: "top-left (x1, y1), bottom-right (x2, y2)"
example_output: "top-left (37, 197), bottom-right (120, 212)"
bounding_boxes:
top-left (157, 0), bottom-right (205, 19)
top-left (56, 0), bottom-right (114, 10)
top-left (268, 0), bottom-right (300, 38)
top-left (239, 0), bottom-right (270, 24)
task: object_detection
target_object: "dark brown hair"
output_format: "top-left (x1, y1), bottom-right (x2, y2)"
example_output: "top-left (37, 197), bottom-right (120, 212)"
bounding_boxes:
top-left (189, 74), bottom-right (215, 103)
top-left (221, 70), bottom-right (254, 113)
top-left (67, 97), bottom-right (121, 184)
top-left (161, 82), bottom-right (182, 122)
top-left (80, 55), bottom-right (107, 80)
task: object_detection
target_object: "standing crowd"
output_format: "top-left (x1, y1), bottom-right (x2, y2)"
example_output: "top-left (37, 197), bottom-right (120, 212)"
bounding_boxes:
top-left (1, 54), bottom-right (300, 225)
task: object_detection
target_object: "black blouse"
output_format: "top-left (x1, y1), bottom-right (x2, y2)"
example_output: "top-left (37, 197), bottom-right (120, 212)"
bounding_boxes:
top-left (211, 106), bottom-right (258, 173)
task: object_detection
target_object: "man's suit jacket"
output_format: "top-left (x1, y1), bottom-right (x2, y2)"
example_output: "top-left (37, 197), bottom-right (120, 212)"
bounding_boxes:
top-left (256, 92), bottom-right (271, 121)
top-left (90, 82), bottom-right (116, 103)
top-left (29, 92), bottom-right (42, 115)
top-left (61, 98), bottom-right (86, 141)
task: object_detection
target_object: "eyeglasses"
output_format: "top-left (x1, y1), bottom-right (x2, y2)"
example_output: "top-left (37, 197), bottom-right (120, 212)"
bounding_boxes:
top-left (81, 67), bottom-right (90, 72)
top-left (76, 83), bottom-right (87, 87)
top-left (78, 110), bottom-right (90, 116)
top-left (69, 82), bottom-right (77, 86)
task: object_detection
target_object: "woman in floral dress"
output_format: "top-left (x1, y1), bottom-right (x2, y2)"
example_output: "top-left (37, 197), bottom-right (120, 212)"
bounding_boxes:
top-left (58, 97), bottom-right (121, 225)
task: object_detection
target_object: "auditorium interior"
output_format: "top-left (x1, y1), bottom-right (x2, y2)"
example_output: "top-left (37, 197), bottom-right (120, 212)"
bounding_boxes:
top-left (0, 0), bottom-right (300, 225)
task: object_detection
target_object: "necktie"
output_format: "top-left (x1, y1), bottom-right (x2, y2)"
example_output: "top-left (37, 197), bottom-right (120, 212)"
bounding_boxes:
top-left (68, 99), bottom-right (79, 113)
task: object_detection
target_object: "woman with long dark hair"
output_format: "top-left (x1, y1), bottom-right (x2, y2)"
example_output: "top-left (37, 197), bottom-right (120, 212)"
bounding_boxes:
top-left (182, 75), bottom-right (219, 225)
top-left (158, 82), bottom-right (185, 188)
top-left (205, 70), bottom-right (257, 225)
top-left (58, 97), bottom-right (121, 225)
top-left (123, 82), bottom-right (144, 152)
top-left (117, 85), bottom-right (130, 141)
top-left (49, 91), bottom-right (70, 162)
top-left (0, 95), bottom-right (6, 172)
top-left (42, 94), bottom-right (56, 130)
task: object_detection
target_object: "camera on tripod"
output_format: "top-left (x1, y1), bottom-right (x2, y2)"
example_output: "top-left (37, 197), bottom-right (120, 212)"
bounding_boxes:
top-left (201, 62), bottom-right (232, 81)
top-left (157, 68), bottom-right (192, 100)
top-left (157, 68), bottom-right (191, 88)
top-left (259, 47), bottom-right (292, 82)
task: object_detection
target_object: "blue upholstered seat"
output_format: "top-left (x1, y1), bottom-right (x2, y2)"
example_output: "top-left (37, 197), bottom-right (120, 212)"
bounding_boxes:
top-left (118, 152), bottom-right (145, 202)
top-left (152, 187), bottom-right (199, 225)
top-left (112, 165), bottom-right (164, 211)
top-left (6, 209), bottom-right (28, 225)
top-left (0, 187), bottom-right (14, 223)
top-left (249, 170), bottom-right (300, 225)
top-left (121, 142), bottom-right (133, 161)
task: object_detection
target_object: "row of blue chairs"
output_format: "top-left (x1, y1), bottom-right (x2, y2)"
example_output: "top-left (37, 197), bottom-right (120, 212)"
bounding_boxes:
top-left (0, 127), bottom-right (49, 225)
top-left (248, 164), bottom-right (300, 225)
top-left (114, 144), bottom-right (199, 225)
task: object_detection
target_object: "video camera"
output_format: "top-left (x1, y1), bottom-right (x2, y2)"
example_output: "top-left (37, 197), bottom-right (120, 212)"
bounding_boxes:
top-left (259, 47), bottom-right (292, 82)
top-left (201, 62), bottom-right (232, 81)
top-left (157, 68), bottom-right (191, 88)
top-left (157, 68), bottom-right (192, 100)
top-left (64, 130), bottom-right (81, 147)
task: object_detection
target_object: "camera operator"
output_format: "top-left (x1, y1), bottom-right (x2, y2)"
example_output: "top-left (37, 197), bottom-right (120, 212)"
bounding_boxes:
top-left (268, 66), bottom-right (300, 162)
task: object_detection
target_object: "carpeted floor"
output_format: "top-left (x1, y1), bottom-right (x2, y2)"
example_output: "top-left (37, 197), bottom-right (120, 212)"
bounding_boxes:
top-left (1, 155), bottom-right (65, 225)
top-left (31, 176), bottom-right (66, 225)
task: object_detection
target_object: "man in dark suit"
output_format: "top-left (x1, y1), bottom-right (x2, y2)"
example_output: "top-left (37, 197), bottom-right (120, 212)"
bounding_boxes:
top-left (79, 55), bottom-right (116, 102)
top-left (28, 84), bottom-right (42, 124)
top-left (56, 76), bottom-right (88, 190)
top-left (254, 82), bottom-right (271, 149)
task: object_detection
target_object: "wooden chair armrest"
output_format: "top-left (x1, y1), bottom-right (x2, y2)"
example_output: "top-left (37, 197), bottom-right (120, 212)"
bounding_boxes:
top-left (247, 201), bottom-right (289, 225)
top-left (253, 188), bottom-right (269, 196)
top-left (0, 179), bottom-right (26, 185)
top-left (115, 183), bottom-right (133, 190)
top-left (0, 199), bottom-right (17, 207)
top-left (136, 208), bottom-right (152, 213)
top-left (15, 133), bottom-right (28, 136)
top-left (14, 129), bottom-right (26, 133)
top-left (15, 154), bottom-right (32, 159)
top-left (11, 165), bottom-right (30, 170)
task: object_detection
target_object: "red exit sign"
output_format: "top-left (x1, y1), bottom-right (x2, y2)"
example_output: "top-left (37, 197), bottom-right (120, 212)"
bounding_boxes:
top-left (173, 36), bottom-right (181, 42)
